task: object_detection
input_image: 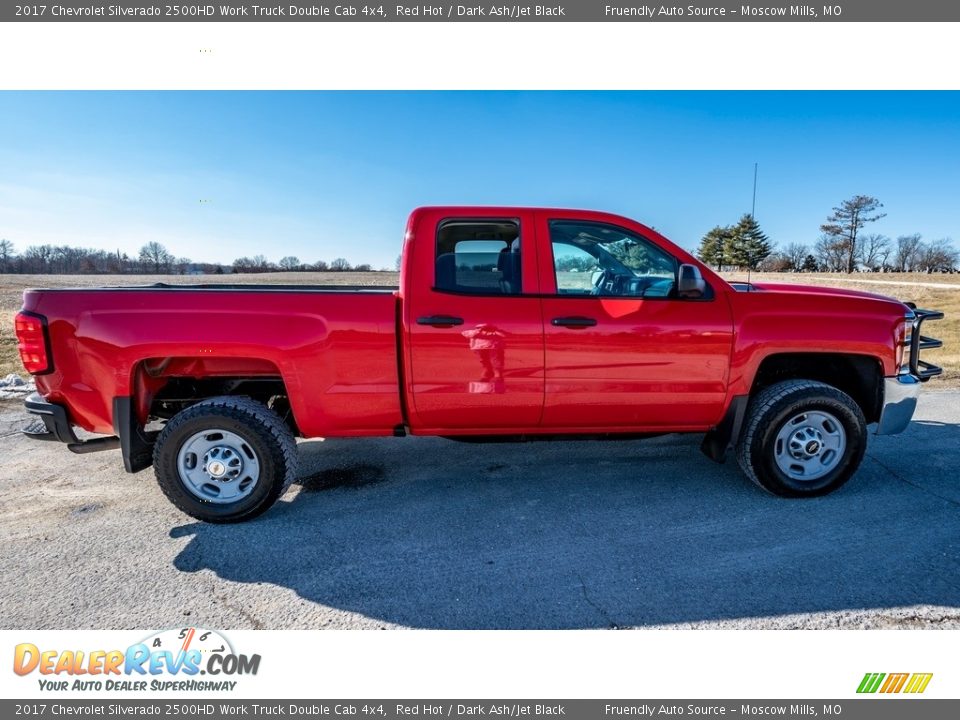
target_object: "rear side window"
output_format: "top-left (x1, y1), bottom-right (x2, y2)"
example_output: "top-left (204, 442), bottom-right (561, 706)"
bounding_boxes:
top-left (435, 220), bottom-right (522, 295)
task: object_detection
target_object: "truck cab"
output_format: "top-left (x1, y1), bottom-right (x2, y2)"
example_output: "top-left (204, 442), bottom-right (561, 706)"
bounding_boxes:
top-left (400, 207), bottom-right (733, 433)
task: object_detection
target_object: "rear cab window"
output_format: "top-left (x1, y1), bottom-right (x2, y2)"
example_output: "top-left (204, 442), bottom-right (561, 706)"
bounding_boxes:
top-left (435, 220), bottom-right (522, 295)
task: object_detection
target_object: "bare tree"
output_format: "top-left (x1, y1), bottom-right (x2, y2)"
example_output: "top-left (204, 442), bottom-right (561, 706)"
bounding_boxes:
top-left (107, 250), bottom-right (128, 274)
top-left (814, 234), bottom-right (847, 272)
top-left (820, 195), bottom-right (886, 273)
top-left (0, 240), bottom-right (385, 276)
top-left (758, 252), bottom-right (792, 272)
top-left (859, 233), bottom-right (891, 271)
top-left (895, 234), bottom-right (923, 272)
top-left (232, 256), bottom-right (276, 273)
top-left (139, 241), bottom-right (173, 273)
top-left (783, 242), bottom-right (808, 272)
top-left (916, 238), bottom-right (959, 273)
top-left (24, 245), bottom-right (54, 273)
top-left (0, 239), bottom-right (16, 273)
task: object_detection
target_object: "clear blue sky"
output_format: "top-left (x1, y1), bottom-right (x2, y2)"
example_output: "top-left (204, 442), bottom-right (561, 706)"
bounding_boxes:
top-left (0, 91), bottom-right (957, 268)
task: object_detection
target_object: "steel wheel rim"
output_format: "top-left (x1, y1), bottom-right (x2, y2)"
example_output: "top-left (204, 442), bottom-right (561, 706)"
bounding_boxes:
top-left (773, 410), bottom-right (846, 482)
top-left (176, 429), bottom-right (261, 503)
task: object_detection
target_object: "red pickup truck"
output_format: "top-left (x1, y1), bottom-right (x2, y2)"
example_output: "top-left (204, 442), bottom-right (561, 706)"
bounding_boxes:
top-left (15, 207), bottom-right (943, 522)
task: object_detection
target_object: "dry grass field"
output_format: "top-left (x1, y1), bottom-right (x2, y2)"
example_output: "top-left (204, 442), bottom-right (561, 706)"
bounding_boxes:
top-left (1, 271), bottom-right (957, 385)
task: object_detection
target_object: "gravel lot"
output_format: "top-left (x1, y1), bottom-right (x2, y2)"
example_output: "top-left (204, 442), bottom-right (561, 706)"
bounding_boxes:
top-left (1, 392), bottom-right (958, 630)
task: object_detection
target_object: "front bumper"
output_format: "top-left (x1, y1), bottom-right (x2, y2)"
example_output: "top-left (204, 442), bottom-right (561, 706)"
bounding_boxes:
top-left (875, 374), bottom-right (922, 435)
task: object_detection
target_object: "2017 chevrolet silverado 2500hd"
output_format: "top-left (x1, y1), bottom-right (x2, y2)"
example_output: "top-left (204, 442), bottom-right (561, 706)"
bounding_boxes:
top-left (15, 207), bottom-right (944, 522)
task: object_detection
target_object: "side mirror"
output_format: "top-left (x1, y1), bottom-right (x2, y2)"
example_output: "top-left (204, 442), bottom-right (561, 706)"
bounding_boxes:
top-left (677, 263), bottom-right (706, 298)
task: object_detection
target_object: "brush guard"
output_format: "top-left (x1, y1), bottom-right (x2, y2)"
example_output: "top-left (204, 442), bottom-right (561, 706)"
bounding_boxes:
top-left (904, 306), bottom-right (944, 381)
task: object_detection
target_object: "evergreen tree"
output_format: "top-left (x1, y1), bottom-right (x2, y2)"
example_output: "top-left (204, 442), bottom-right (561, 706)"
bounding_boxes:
top-left (726, 214), bottom-right (772, 270)
top-left (801, 254), bottom-right (819, 272)
top-left (696, 226), bottom-right (733, 270)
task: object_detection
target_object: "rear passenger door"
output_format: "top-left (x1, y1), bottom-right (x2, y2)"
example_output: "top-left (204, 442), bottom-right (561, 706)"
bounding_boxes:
top-left (405, 210), bottom-right (545, 431)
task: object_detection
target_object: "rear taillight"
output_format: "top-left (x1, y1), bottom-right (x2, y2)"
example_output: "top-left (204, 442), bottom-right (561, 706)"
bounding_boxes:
top-left (14, 311), bottom-right (53, 375)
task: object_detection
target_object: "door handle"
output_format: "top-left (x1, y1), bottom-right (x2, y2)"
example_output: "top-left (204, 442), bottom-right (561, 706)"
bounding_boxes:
top-left (417, 315), bottom-right (464, 327)
top-left (551, 316), bottom-right (597, 328)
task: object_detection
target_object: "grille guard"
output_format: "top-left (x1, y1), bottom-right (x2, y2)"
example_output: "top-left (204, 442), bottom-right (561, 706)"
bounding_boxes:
top-left (904, 306), bottom-right (944, 381)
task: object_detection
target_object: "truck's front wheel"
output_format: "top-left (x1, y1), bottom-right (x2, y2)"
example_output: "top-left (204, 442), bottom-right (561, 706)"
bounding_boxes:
top-left (153, 396), bottom-right (298, 523)
top-left (736, 380), bottom-right (867, 497)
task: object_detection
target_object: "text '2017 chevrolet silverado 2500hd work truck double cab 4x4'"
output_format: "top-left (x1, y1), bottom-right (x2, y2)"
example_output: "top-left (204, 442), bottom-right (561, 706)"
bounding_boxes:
top-left (15, 207), bottom-right (944, 523)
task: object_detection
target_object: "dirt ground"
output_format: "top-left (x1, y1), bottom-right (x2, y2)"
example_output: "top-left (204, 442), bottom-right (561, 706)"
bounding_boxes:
top-left (1, 390), bottom-right (959, 630)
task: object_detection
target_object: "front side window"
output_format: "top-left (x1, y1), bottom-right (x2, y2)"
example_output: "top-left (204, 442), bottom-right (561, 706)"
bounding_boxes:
top-left (550, 220), bottom-right (678, 298)
top-left (436, 220), bottom-right (522, 295)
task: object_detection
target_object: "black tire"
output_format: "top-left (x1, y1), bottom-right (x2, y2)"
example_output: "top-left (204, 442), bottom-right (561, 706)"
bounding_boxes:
top-left (736, 379), bottom-right (867, 498)
top-left (153, 396), bottom-right (298, 523)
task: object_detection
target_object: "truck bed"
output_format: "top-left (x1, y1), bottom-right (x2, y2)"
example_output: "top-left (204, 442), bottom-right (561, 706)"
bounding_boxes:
top-left (22, 286), bottom-right (404, 438)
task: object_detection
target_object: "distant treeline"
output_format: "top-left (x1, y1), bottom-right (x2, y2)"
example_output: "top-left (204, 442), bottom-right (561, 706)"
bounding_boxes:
top-left (0, 239), bottom-right (387, 275)
top-left (696, 195), bottom-right (959, 274)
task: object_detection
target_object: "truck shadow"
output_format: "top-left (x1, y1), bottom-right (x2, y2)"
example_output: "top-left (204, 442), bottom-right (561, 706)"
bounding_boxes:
top-left (169, 420), bottom-right (960, 629)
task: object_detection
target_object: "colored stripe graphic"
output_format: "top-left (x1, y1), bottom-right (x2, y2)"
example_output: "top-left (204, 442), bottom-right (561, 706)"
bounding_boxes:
top-left (880, 673), bottom-right (909, 693)
top-left (904, 673), bottom-right (934, 694)
top-left (857, 672), bottom-right (932, 694)
top-left (857, 673), bottom-right (885, 693)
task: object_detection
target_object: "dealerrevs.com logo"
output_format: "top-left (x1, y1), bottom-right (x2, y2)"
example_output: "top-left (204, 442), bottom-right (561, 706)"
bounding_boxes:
top-left (13, 628), bottom-right (261, 692)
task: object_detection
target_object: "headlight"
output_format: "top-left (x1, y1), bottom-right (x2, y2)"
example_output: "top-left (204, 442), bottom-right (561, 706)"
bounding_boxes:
top-left (896, 308), bottom-right (915, 372)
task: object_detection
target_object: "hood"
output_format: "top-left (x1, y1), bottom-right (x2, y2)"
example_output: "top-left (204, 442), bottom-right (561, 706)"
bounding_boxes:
top-left (733, 281), bottom-right (909, 307)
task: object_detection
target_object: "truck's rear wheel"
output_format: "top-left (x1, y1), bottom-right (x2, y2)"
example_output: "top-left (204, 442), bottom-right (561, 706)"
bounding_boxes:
top-left (736, 379), bottom-right (867, 497)
top-left (153, 396), bottom-right (298, 523)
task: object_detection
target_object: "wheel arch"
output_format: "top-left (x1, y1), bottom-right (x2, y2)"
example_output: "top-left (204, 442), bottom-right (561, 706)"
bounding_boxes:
top-left (750, 352), bottom-right (883, 424)
top-left (116, 357), bottom-right (300, 474)
top-left (129, 356), bottom-right (299, 431)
